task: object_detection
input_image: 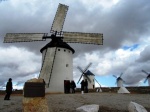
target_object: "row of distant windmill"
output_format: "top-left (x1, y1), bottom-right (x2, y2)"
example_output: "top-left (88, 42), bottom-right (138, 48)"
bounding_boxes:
top-left (77, 63), bottom-right (150, 89)
top-left (113, 70), bottom-right (150, 87)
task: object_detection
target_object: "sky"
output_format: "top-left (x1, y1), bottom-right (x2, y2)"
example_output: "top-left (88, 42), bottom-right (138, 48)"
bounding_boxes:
top-left (0, 0), bottom-right (150, 90)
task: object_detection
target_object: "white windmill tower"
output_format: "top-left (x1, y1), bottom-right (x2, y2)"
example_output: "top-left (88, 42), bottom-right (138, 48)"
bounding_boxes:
top-left (113, 73), bottom-right (124, 87)
top-left (3, 3), bottom-right (103, 93)
top-left (84, 70), bottom-right (102, 91)
top-left (141, 70), bottom-right (150, 86)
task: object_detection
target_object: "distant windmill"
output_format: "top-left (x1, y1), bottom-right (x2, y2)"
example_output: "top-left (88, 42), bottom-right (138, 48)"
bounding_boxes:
top-left (3, 3), bottom-right (103, 93)
top-left (113, 73), bottom-right (125, 87)
top-left (113, 73), bottom-right (130, 93)
top-left (141, 70), bottom-right (150, 86)
top-left (77, 63), bottom-right (101, 89)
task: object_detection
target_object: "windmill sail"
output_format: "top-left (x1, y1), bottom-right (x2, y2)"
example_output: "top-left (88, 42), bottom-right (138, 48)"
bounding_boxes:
top-left (84, 63), bottom-right (92, 71)
top-left (63, 32), bottom-right (103, 45)
top-left (4, 33), bottom-right (47, 43)
top-left (77, 66), bottom-right (84, 73)
top-left (39, 48), bottom-right (57, 86)
top-left (113, 75), bottom-right (118, 78)
top-left (144, 78), bottom-right (148, 83)
top-left (94, 78), bottom-right (101, 87)
top-left (141, 70), bottom-right (149, 75)
top-left (141, 70), bottom-right (150, 83)
top-left (77, 66), bottom-right (84, 84)
top-left (120, 73), bottom-right (123, 77)
top-left (50, 4), bottom-right (68, 34)
top-left (77, 73), bottom-right (84, 84)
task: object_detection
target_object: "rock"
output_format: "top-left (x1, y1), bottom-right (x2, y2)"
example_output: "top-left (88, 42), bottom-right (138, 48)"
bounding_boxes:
top-left (118, 87), bottom-right (130, 93)
top-left (23, 78), bottom-right (45, 97)
top-left (76, 104), bottom-right (99, 112)
top-left (23, 97), bottom-right (51, 112)
top-left (26, 78), bottom-right (44, 83)
top-left (128, 101), bottom-right (147, 112)
top-left (22, 78), bottom-right (51, 112)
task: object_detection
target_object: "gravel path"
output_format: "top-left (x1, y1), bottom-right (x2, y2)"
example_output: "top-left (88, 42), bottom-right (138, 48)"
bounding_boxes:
top-left (0, 93), bottom-right (150, 112)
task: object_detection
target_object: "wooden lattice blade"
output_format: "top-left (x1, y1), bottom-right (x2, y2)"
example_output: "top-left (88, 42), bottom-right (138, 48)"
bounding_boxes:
top-left (83, 63), bottom-right (92, 73)
top-left (4, 33), bottom-right (47, 43)
top-left (63, 32), bottom-right (103, 45)
top-left (50, 3), bottom-right (68, 34)
top-left (39, 48), bottom-right (56, 86)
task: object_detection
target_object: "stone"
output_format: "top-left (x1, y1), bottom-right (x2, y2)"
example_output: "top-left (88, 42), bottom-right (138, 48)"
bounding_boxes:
top-left (23, 97), bottom-right (51, 112)
top-left (76, 104), bottom-right (99, 112)
top-left (27, 78), bottom-right (44, 83)
top-left (128, 101), bottom-right (147, 112)
top-left (23, 78), bottom-right (45, 97)
top-left (22, 78), bottom-right (51, 112)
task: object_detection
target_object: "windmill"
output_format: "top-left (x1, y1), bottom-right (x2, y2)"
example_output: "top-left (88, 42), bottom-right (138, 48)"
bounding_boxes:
top-left (86, 70), bottom-right (102, 89)
top-left (86, 70), bottom-right (102, 92)
top-left (141, 70), bottom-right (150, 86)
top-left (3, 3), bottom-right (103, 93)
top-left (113, 73), bottom-right (124, 87)
top-left (113, 73), bottom-right (130, 93)
top-left (77, 63), bottom-right (101, 89)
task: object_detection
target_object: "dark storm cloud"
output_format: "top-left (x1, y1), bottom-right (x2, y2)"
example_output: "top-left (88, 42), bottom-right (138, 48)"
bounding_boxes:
top-left (136, 45), bottom-right (150, 63)
top-left (0, 0), bottom-right (53, 54)
top-left (62, 0), bottom-right (150, 56)
top-left (96, 0), bottom-right (150, 50)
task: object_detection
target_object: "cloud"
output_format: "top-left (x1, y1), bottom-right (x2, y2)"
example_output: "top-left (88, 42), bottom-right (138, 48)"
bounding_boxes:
top-left (136, 45), bottom-right (150, 62)
top-left (0, 46), bottom-right (41, 87)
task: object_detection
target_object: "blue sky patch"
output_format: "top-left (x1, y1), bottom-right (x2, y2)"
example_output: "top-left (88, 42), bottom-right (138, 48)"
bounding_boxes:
top-left (122, 44), bottom-right (139, 51)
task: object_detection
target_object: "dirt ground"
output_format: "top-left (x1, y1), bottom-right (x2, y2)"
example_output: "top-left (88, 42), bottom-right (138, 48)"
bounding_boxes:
top-left (0, 92), bottom-right (150, 112)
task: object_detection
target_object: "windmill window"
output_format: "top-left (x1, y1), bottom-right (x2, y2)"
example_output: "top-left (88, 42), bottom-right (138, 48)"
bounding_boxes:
top-left (58, 49), bottom-right (60, 51)
top-left (64, 50), bottom-right (66, 52)
top-left (66, 64), bottom-right (69, 67)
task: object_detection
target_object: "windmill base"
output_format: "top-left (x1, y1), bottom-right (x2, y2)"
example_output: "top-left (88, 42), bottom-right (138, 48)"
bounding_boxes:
top-left (118, 87), bottom-right (130, 94)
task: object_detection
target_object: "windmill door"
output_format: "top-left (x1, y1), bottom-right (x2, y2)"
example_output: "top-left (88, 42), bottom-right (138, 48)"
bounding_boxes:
top-left (64, 80), bottom-right (70, 93)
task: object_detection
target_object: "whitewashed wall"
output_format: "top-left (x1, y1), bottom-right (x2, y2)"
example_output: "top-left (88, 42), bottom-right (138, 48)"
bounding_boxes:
top-left (117, 79), bottom-right (123, 87)
top-left (83, 75), bottom-right (95, 89)
top-left (41, 47), bottom-right (73, 93)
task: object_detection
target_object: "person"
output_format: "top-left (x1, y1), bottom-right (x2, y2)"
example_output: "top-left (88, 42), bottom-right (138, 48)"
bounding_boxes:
top-left (70, 80), bottom-right (76, 93)
top-left (80, 80), bottom-right (85, 93)
top-left (65, 80), bottom-right (70, 93)
top-left (64, 80), bottom-right (67, 93)
top-left (4, 78), bottom-right (13, 100)
top-left (84, 79), bottom-right (88, 93)
top-left (67, 80), bottom-right (71, 93)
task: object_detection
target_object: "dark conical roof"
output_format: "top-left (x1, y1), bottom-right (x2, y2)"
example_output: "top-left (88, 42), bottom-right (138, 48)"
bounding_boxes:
top-left (40, 37), bottom-right (75, 53)
top-left (85, 70), bottom-right (95, 76)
